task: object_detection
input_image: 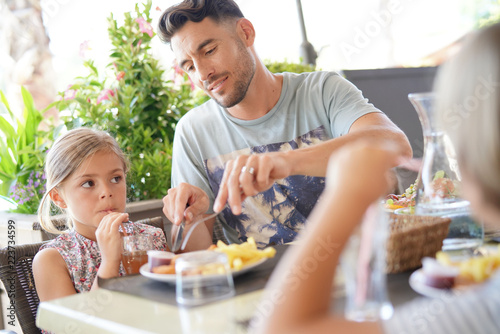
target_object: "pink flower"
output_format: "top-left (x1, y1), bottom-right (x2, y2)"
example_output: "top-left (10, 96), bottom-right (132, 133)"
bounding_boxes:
top-left (64, 89), bottom-right (76, 100)
top-left (116, 71), bottom-right (125, 81)
top-left (96, 89), bottom-right (115, 104)
top-left (79, 40), bottom-right (91, 58)
top-left (136, 17), bottom-right (153, 37)
top-left (174, 63), bottom-right (184, 76)
top-left (58, 85), bottom-right (76, 100)
top-left (173, 62), bottom-right (195, 91)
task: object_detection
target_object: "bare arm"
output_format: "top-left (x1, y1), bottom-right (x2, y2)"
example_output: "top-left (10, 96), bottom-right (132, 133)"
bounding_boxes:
top-left (285, 112), bottom-right (412, 176)
top-left (214, 112), bottom-right (412, 213)
top-left (253, 141), bottom-right (401, 334)
top-left (33, 248), bottom-right (77, 301)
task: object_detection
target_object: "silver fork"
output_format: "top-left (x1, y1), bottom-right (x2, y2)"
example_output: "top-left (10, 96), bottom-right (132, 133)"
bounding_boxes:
top-left (171, 212), bottom-right (219, 253)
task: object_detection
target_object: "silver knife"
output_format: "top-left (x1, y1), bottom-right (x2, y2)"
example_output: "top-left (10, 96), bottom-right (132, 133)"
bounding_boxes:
top-left (172, 212), bottom-right (219, 253)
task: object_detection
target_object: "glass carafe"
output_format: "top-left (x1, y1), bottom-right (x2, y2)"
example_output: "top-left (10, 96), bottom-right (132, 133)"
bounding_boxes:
top-left (409, 92), bottom-right (484, 252)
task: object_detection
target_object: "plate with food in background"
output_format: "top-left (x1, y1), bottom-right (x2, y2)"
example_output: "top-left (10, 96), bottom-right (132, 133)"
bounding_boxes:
top-left (409, 248), bottom-right (500, 298)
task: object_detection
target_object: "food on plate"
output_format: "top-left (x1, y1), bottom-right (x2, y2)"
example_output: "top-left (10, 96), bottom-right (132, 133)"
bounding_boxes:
top-left (152, 263), bottom-right (176, 274)
top-left (151, 255), bottom-right (178, 274)
top-left (422, 170), bottom-right (459, 200)
top-left (180, 262), bottom-right (228, 276)
top-left (212, 237), bottom-right (276, 271)
top-left (385, 182), bottom-right (416, 210)
top-left (421, 257), bottom-right (459, 289)
top-left (437, 247), bottom-right (500, 283)
top-left (385, 171), bottom-right (460, 211)
top-left (149, 237), bottom-right (276, 275)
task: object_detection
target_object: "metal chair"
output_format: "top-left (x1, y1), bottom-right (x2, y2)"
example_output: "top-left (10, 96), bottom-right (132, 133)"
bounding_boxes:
top-left (0, 216), bottom-right (166, 334)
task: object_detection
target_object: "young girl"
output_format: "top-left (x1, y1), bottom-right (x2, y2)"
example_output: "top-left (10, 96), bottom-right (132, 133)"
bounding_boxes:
top-left (254, 22), bottom-right (500, 334)
top-left (33, 128), bottom-right (167, 301)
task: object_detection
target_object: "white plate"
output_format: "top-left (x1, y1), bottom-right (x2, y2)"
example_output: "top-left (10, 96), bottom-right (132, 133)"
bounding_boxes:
top-left (140, 258), bottom-right (267, 284)
top-left (409, 269), bottom-right (461, 298)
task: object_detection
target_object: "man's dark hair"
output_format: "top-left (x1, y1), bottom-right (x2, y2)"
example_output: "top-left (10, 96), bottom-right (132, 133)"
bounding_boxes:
top-left (158, 0), bottom-right (244, 44)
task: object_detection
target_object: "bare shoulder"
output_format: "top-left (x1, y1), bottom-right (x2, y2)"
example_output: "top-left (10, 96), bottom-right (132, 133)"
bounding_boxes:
top-left (33, 247), bottom-right (76, 301)
top-left (33, 247), bottom-right (66, 270)
top-left (33, 247), bottom-right (70, 282)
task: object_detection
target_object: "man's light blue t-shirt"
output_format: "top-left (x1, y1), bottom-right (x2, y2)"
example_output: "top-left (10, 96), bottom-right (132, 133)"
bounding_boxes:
top-left (171, 71), bottom-right (380, 247)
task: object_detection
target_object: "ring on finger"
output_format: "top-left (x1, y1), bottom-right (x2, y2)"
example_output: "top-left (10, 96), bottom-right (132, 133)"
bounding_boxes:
top-left (241, 166), bottom-right (255, 175)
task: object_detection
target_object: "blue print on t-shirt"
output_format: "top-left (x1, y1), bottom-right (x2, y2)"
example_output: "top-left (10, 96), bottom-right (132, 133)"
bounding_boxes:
top-left (205, 126), bottom-right (327, 248)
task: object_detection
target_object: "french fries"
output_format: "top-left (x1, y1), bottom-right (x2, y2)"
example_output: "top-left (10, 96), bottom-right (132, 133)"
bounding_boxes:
top-left (150, 237), bottom-right (276, 275)
top-left (212, 237), bottom-right (276, 271)
top-left (436, 245), bottom-right (500, 283)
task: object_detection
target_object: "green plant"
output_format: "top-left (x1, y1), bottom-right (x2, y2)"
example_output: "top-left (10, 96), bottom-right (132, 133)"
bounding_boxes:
top-left (265, 59), bottom-right (317, 74)
top-left (51, 1), bottom-right (208, 201)
top-left (0, 87), bottom-right (57, 212)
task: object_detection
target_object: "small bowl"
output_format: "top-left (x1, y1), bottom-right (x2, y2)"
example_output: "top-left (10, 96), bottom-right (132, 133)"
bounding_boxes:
top-left (148, 250), bottom-right (175, 271)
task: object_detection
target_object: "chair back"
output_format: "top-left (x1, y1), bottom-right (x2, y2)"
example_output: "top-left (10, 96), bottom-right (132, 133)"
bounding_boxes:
top-left (0, 242), bottom-right (46, 334)
top-left (135, 216), bottom-right (168, 241)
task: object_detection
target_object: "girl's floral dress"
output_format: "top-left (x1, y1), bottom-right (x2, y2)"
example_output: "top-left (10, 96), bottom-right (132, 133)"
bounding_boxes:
top-left (40, 222), bottom-right (167, 292)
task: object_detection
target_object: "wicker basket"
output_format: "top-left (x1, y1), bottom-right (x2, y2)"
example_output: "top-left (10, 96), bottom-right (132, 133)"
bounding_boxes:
top-left (386, 213), bottom-right (451, 274)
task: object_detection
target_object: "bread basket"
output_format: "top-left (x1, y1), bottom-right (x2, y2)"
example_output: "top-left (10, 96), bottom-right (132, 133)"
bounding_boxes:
top-left (386, 213), bottom-right (451, 274)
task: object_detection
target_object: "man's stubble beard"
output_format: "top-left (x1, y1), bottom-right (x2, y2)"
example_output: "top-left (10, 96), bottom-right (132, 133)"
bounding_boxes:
top-left (212, 41), bottom-right (256, 109)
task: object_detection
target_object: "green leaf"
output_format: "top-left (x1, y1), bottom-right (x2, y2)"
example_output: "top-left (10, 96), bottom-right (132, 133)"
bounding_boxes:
top-left (0, 195), bottom-right (17, 210)
top-left (0, 112), bottom-right (16, 139)
top-left (0, 90), bottom-right (15, 119)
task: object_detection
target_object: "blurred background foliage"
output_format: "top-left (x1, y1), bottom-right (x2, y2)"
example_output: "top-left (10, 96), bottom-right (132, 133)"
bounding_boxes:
top-left (0, 0), bottom-right (313, 213)
top-left (50, 1), bottom-right (208, 202)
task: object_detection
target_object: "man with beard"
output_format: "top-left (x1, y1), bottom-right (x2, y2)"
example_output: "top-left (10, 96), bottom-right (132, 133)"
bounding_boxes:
top-left (158, 0), bottom-right (411, 249)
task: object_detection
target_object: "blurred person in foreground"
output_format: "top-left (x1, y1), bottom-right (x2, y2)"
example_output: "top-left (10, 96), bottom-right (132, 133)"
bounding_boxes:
top-left (157, 0), bottom-right (411, 249)
top-left (253, 22), bottom-right (500, 334)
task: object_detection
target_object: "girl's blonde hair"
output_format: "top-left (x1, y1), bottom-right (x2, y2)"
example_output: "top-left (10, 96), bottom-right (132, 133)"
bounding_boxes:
top-left (38, 128), bottom-right (129, 234)
top-left (434, 22), bottom-right (500, 208)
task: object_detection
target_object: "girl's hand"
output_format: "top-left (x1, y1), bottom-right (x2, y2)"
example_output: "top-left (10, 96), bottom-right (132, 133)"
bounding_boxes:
top-left (95, 212), bottom-right (129, 277)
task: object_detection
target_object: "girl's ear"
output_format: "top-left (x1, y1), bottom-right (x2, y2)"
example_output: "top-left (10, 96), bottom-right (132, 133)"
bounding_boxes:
top-left (49, 189), bottom-right (67, 209)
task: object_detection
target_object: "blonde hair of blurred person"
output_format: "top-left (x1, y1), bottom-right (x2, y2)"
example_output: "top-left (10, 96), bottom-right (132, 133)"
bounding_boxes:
top-left (253, 22), bottom-right (500, 334)
top-left (37, 128), bottom-right (129, 234)
top-left (434, 23), bottom-right (500, 225)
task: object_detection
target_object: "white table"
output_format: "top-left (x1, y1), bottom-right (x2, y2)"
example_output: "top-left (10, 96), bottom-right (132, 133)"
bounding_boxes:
top-left (36, 244), bottom-right (291, 334)
top-left (37, 288), bottom-right (264, 334)
top-left (36, 235), bottom-right (424, 334)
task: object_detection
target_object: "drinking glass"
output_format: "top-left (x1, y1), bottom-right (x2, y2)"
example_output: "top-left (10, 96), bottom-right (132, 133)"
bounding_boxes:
top-left (175, 250), bottom-right (235, 306)
top-left (340, 203), bottom-right (394, 321)
top-left (122, 235), bottom-right (153, 275)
